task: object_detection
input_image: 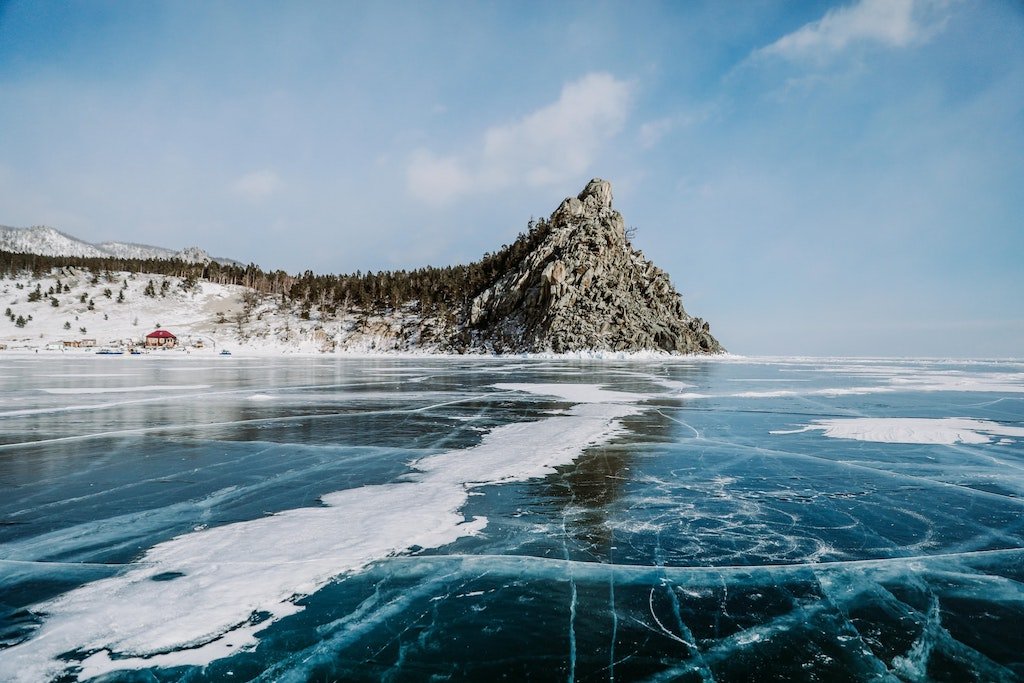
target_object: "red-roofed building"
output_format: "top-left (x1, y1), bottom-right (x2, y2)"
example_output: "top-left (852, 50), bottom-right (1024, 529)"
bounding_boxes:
top-left (145, 329), bottom-right (177, 348)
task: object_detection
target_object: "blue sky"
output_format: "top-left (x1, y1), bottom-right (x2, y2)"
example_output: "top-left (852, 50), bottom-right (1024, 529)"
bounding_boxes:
top-left (1, 0), bottom-right (1021, 357)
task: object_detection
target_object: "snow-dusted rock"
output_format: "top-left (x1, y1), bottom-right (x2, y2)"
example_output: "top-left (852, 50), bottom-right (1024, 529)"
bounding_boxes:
top-left (96, 241), bottom-right (178, 260)
top-left (466, 178), bottom-right (722, 354)
top-left (174, 246), bottom-right (213, 264)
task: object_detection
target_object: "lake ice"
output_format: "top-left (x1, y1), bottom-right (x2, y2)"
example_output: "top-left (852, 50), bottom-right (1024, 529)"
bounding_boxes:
top-left (0, 355), bottom-right (1022, 681)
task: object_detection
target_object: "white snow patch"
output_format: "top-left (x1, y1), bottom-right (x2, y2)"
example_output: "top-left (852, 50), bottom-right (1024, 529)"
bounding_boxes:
top-left (772, 417), bottom-right (1024, 445)
top-left (0, 483), bottom-right (481, 682)
top-left (493, 382), bottom-right (648, 404)
top-left (413, 402), bottom-right (641, 487)
top-left (687, 370), bottom-right (1024, 400)
top-left (886, 373), bottom-right (1024, 394)
top-left (650, 378), bottom-right (697, 392)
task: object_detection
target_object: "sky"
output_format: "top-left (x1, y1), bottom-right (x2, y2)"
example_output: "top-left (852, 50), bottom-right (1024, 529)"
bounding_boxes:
top-left (0, 0), bottom-right (1021, 357)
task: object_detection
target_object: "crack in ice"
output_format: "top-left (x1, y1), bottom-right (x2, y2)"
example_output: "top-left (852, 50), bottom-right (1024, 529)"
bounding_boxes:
top-left (0, 382), bottom-right (648, 682)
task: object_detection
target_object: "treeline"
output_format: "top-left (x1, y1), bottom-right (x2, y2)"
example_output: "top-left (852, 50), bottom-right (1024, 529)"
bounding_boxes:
top-left (0, 217), bottom-right (552, 316)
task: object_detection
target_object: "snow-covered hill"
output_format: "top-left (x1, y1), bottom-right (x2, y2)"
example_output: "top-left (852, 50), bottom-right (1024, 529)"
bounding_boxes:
top-left (0, 267), bottom-right (450, 355)
top-left (94, 241), bottom-right (177, 260)
top-left (0, 226), bottom-right (109, 259)
top-left (0, 225), bottom-right (240, 266)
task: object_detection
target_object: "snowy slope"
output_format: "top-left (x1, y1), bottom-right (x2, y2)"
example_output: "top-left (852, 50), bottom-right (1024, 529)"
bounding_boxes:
top-left (0, 267), bottom-right (453, 355)
top-left (95, 241), bottom-right (178, 260)
top-left (1, 225), bottom-right (240, 265)
top-left (0, 226), bottom-right (109, 258)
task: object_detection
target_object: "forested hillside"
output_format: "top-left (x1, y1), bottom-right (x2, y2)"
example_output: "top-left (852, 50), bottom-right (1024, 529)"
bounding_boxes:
top-left (0, 217), bottom-right (553, 320)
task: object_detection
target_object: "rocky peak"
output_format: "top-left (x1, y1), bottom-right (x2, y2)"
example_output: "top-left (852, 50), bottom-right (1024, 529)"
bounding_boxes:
top-left (466, 179), bottom-right (722, 354)
top-left (552, 177), bottom-right (619, 229)
top-left (174, 246), bottom-right (213, 264)
top-left (579, 177), bottom-right (613, 209)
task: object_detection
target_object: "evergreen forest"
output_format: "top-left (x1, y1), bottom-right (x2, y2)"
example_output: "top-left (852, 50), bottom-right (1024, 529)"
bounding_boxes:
top-left (0, 218), bottom-right (552, 319)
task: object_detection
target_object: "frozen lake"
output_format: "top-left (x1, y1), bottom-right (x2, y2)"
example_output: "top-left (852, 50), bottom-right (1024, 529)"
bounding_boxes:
top-left (0, 355), bottom-right (1022, 681)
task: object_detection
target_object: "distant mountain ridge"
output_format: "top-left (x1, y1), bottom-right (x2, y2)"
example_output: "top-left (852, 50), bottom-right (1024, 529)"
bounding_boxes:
top-left (0, 225), bottom-right (241, 266)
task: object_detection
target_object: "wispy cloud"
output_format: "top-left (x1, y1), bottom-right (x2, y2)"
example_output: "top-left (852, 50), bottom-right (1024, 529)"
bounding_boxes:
top-left (755, 0), bottom-right (945, 62)
top-left (636, 107), bottom-right (713, 149)
top-left (231, 169), bottom-right (282, 201)
top-left (407, 73), bottom-right (633, 205)
top-left (638, 117), bottom-right (678, 149)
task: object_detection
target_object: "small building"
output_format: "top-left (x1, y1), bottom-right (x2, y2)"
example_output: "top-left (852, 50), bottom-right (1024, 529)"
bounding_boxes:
top-left (61, 338), bottom-right (95, 348)
top-left (145, 329), bottom-right (177, 349)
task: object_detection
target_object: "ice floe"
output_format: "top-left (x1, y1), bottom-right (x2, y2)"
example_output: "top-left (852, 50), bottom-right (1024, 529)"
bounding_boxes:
top-left (412, 402), bottom-right (641, 487)
top-left (492, 382), bottom-right (649, 404)
top-left (772, 417), bottom-right (1024, 445)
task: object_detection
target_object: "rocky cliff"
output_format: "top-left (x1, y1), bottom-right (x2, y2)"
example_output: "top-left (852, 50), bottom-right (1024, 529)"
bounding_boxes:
top-left (464, 179), bottom-right (722, 354)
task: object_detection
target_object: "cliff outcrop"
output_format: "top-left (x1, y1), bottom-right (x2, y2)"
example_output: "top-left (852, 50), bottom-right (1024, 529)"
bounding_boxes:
top-left (464, 178), bottom-right (721, 354)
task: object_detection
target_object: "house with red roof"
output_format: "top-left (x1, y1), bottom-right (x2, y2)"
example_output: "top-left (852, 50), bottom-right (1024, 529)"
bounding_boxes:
top-left (145, 329), bottom-right (177, 349)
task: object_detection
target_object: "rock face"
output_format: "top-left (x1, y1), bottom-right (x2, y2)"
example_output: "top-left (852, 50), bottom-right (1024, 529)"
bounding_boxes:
top-left (174, 246), bottom-right (214, 264)
top-left (466, 179), bottom-right (722, 354)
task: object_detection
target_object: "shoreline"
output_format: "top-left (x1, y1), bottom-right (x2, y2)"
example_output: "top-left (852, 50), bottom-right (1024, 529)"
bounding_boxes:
top-left (1, 347), bottom-right (1020, 364)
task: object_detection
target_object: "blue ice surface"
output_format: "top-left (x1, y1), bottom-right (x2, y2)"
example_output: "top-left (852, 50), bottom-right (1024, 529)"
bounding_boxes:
top-left (0, 354), bottom-right (1022, 681)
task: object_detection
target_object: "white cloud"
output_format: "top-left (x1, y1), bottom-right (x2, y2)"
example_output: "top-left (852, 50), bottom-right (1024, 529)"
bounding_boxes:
top-left (406, 152), bottom-right (473, 206)
top-left (231, 169), bottom-right (282, 201)
top-left (407, 73), bottom-right (633, 205)
top-left (638, 117), bottom-right (678, 149)
top-left (756, 0), bottom-right (942, 62)
top-left (637, 107), bottom-right (712, 149)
